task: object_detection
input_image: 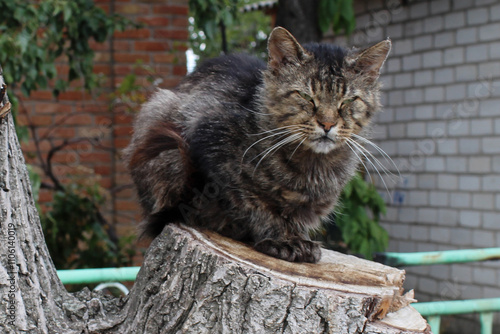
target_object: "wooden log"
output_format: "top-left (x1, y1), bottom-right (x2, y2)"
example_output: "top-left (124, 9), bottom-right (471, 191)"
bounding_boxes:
top-left (101, 223), bottom-right (431, 334)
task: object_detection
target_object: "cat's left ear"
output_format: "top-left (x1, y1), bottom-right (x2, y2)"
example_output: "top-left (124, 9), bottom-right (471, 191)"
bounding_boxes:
top-left (348, 39), bottom-right (392, 81)
top-left (267, 27), bottom-right (311, 71)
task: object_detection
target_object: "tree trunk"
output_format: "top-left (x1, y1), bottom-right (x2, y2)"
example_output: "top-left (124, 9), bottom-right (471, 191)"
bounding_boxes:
top-left (275, 0), bottom-right (323, 43)
top-left (0, 70), bottom-right (430, 333)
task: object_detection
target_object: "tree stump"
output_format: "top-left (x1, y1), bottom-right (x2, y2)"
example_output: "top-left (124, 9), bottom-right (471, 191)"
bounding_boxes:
top-left (0, 69), bottom-right (430, 333)
top-left (102, 224), bottom-right (430, 334)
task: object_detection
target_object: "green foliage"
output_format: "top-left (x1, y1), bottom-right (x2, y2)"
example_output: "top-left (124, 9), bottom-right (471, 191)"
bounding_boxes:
top-left (318, 0), bottom-right (356, 35)
top-left (322, 173), bottom-right (388, 259)
top-left (34, 180), bottom-right (136, 270)
top-left (0, 0), bottom-right (135, 97)
top-left (189, 0), bottom-right (271, 61)
top-left (189, 0), bottom-right (239, 41)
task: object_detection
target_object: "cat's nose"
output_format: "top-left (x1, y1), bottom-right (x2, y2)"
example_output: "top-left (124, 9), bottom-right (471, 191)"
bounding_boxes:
top-left (318, 120), bottom-right (337, 132)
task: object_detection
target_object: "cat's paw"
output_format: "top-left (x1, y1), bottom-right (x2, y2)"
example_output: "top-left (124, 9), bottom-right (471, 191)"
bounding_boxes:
top-left (254, 238), bottom-right (321, 263)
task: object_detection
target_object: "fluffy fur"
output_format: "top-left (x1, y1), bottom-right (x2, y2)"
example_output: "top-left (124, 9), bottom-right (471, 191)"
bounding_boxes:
top-left (124, 27), bottom-right (391, 263)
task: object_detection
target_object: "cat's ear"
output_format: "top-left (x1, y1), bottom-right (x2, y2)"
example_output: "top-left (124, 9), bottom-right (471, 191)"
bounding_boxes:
top-left (349, 39), bottom-right (391, 81)
top-left (267, 27), bottom-right (311, 71)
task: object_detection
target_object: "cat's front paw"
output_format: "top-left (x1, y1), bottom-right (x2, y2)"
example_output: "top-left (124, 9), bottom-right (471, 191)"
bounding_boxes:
top-left (254, 238), bottom-right (321, 263)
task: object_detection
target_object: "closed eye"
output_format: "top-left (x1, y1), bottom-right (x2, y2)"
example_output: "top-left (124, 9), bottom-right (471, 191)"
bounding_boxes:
top-left (342, 97), bottom-right (358, 106)
top-left (297, 91), bottom-right (315, 106)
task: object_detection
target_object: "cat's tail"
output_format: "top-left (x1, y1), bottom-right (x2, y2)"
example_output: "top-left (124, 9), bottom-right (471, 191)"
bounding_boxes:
top-left (124, 119), bottom-right (195, 238)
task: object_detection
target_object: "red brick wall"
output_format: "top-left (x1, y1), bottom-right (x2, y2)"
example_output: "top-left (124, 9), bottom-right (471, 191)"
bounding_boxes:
top-left (17, 0), bottom-right (189, 250)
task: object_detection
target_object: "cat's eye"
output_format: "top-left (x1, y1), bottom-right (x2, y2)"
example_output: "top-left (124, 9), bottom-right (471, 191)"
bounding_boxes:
top-left (298, 91), bottom-right (315, 105)
top-left (343, 97), bottom-right (357, 104)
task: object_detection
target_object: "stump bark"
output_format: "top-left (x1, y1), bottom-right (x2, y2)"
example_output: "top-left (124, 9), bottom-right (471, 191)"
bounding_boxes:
top-left (0, 69), bottom-right (430, 333)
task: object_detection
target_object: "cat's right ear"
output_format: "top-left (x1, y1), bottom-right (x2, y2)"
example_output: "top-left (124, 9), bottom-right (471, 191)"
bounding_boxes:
top-left (267, 27), bottom-right (311, 71)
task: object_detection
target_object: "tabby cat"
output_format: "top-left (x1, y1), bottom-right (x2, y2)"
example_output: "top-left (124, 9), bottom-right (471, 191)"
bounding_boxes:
top-left (124, 27), bottom-right (391, 263)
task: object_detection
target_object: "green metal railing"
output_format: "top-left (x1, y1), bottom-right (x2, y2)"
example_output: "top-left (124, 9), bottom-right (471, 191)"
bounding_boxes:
top-left (57, 266), bottom-right (140, 284)
top-left (376, 247), bottom-right (500, 334)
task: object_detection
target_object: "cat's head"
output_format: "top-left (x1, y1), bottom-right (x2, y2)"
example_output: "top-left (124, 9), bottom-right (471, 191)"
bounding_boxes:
top-left (262, 27), bottom-right (391, 154)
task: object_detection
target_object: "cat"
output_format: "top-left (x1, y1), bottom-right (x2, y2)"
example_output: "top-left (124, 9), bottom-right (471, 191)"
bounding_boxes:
top-left (124, 27), bottom-right (391, 263)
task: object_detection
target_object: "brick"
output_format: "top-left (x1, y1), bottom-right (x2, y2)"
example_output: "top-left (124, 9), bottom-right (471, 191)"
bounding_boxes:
top-left (414, 70), bottom-right (433, 86)
top-left (422, 50), bottom-right (442, 68)
top-left (443, 47), bottom-right (464, 65)
top-left (479, 23), bottom-right (500, 41)
top-left (438, 174), bottom-right (458, 190)
top-left (439, 209), bottom-right (459, 225)
top-left (404, 88), bottom-right (424, 104)
top-left (459, 210), bottom-right (481, 227)
top-left (466, 44), bottom-right (488, 62)
top-left (154, 29), bottom-right (189, 40)
top-left (30, 115), bottom-right (53, 126)
top-left (479, 99), bottom-right (500, 116)
top-left (445, 83), bottom-right (466, 101)
top-left (394, 73), bottom-right (412, 87)
top-left (483, 212), bottom-right (500, 229)
top-left (471, 119), bottom-right (493, 135)
top-left (34, 103), bottom-right (72, 114)
top-left (467, 7), bottom-right (489, 25)
top-left (55, 114), bottom-right (92, 126)
top-left (429, 190), bottom-right (449, 206)
top-left (492, 4), bottom-right (500, 21)
top-left (172, 17), bottom-right (189, 27)
top-left (450, 192), bottom-right (471, 208)
top-left (418, 208), bottom-right (439, 223)
top-left (134, 41), bottom-right (170, 51)
top-left (58, 91), bottom-right (92, 101)
top-left (482, 175), bottom-right (500, 191)
top-left (434, 68), bottom-right (454, 84)
top-left (113, 53), bottom-right (149, 63)
top-left (402, 54), bottom-right (421, 70)
top-left (455, 65), bottom-right (477, 81)
top-left (459, 138), bottom-right (480, 154)
top-left (445, 11), bottom-right (466, 29)
top-left (473, 267), bottom-right (497, 286)
top-left (153, 5), bottom-right (189, 15)
top-left (473, 229), bottom-right (495, 247)
top-left (407, 122), bottom-right (426, 137)
top-left (414, 105), bottom-right (434, 119)
top-left (456, 27), bottom-right (477, 45)
top-left (388, 90), bottom-right (404, 105)
top-left (424, 86), bottom-right (444, 102)
top-left (424, 16), bottom-right (443, 33)
top-left (430, 0), bottom-right (450, 14)
top-left (115, 4), bottom-right (150, 15)
top-left (434, 31), bottom-right (455, 48)
top-left (114, 28), bottom-right (151, 39)
top-left (409, 2), bottom-right (428, 19)
top-left (469, 157), bottom-right (492, 173)
top-left (483, 137), bottom-right (500, 153)
top-left (137, 16), bottom-right (170, 26)
top-left (472, 193), bottom-right (495, 210)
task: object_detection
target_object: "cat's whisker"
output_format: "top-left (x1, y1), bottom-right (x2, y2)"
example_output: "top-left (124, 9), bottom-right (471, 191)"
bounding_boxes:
top-left (351, 133), bottom-right (401, 179)
top-left (345, 138), bottom-right (392, 197)
top-left (347, 138), bottom-right (394, 179)
top-left (249, 124), bottom-right (307, 136)
top-left (288, 136), bottom-right (308, 162)
top-left (344, 140), bottom-right (374, 183)
top-left (253, 133), bottom-right (303, 174)
top-left (243, 128), bottom-right (303, 160)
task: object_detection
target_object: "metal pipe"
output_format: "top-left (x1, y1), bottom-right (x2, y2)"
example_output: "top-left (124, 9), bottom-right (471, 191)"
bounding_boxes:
top-left (413, 298), bottom-right (500, 316)
top-left (375, 248), bottom-right (500, 267)
top-left (57, 267), bottom-right (141, 284)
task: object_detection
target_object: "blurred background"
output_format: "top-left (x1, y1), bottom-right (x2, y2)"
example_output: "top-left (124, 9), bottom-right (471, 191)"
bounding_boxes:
top-left (1, 0), bottom-right (498, 332)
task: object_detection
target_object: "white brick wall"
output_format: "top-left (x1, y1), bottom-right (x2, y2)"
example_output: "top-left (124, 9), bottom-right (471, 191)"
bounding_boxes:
top-left (326, 0), bottom-right (500, 331)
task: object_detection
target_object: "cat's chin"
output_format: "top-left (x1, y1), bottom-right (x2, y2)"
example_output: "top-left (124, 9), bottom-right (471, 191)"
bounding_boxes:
top-left (308, 139), bottom-right (337, 154)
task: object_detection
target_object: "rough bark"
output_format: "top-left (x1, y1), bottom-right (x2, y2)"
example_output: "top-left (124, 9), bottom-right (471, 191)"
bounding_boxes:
top-left (275, 0), bottom-right (323, 43)
top-left (0, 68), bottom-right (430, 333)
